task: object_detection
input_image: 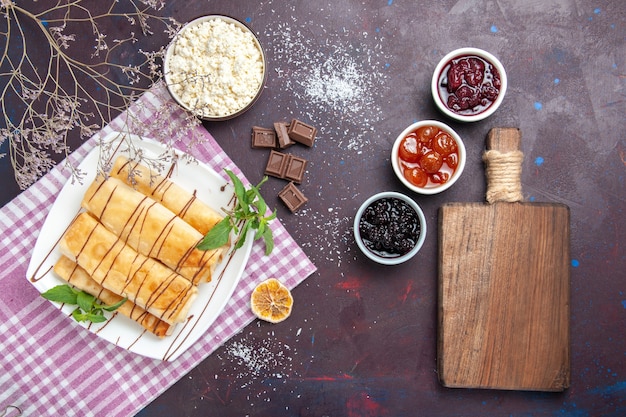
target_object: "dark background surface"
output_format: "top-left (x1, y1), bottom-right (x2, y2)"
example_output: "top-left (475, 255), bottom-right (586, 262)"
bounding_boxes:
top-left (2, 1), bottom-right (625, 416)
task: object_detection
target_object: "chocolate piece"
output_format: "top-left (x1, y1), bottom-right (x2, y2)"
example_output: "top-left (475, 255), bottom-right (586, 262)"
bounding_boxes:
top-left (264, 150), bottom-right (308, 183)
top-left (274, 122), bottom-right (295, 149)
top-left (278, 182), bottom-right (308, 213)
top-left (284, 155), bottom-right (307, 183)
top-left (251, 126), bottom-right (277, 149)
top-left (288, 119), bottom-right (317, 147)
top-left (265, 150), bottom-right (289, 178)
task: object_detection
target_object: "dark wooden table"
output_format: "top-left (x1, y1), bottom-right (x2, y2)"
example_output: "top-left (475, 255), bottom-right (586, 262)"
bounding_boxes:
top-left (3, 1), bottom-right (625, 416)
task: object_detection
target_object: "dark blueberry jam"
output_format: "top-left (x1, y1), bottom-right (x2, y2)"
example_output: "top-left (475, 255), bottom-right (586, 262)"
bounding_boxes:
top-left (358, 197), bottom-right (420, 258)
top-left (437, 54), bottom-right (501, 116)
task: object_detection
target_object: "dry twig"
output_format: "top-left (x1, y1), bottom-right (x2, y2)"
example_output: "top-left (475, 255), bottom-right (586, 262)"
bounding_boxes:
top-left (0, 0), bottom-right (196, 189)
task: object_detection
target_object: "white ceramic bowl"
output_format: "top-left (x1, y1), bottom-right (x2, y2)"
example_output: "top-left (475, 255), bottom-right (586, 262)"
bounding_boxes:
top-left (391, 120), bottom-right (466, 195)
top-left (163, 15), bottom-right (267, 121)
top-left (353, 191), bottom-right (427, 265)
top-left (431, 47), bottom-right (507, 122)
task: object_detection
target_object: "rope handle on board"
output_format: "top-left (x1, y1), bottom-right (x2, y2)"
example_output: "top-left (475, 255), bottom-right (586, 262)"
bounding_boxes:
top-left (483, 127), bottom-right (524, 204)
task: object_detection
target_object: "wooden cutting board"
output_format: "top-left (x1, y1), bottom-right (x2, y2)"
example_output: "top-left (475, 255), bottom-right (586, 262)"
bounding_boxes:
top-left (438, 127), bottom-right (570, 391)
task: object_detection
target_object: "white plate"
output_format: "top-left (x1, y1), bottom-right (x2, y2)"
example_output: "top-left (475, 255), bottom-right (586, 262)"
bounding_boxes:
top-left (26, 132), bottom-right (253, 361)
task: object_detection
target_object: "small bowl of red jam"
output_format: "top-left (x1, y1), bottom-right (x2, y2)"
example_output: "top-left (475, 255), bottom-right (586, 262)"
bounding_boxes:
top-left (353, 191), bottom-right (427, 265)
top-left (391, 120), bottom-right (466, 195)
top-left (431, 47), bottom-right (507, 122)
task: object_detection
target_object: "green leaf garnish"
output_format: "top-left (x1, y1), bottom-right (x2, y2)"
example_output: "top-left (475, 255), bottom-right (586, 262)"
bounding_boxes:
top-left (196, 169), bottom-right (276, 256)
top-left (41, 284), bottom-right (78, 305)
top-left (42, 284), bottom-right (127, 324)
top-left (262, 227), bottom-right (274, 255)
top-left (77, 291), bottom-right (96, 312)
top-left (102, 297), bottom-right (129, 312)
top-left (197, 217), bottom-right (232, 250)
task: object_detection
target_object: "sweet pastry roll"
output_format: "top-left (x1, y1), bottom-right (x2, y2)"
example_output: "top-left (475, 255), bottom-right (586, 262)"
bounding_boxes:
top-left (110, 156), bottom-right (224, 236)
top-left (53, 255), bottom-right (174, 337)
top-left (59, 212), bottom-right (197, 325)
top-left (81, 176), bottom-right (225, 285)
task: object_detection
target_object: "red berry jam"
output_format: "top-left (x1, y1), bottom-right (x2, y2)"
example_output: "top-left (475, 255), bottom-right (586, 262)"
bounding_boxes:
top-left (397, 124), bottom-right (459, 188)
top-left (437, 54), bottom-right (501, 116)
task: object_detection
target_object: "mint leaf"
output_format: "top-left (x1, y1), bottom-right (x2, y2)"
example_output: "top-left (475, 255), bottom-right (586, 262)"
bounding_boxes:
top-left (254, 220), bottom-right (265, 241)
top-left (102, 297), bottom-right (128, 312)
top-left (41, 284), bottom-right (127, 325)
top-left (197, 171), bottom-right (276, 256)
top-left (72, 308), bottom-right (88, 322)
top-left (262, 226), bottom-right (274, 256)
top-left (42, 285), bottom-right (78, 305)
top-left (88, 314), bottom-right (107, 324)
top-left (235, 221), bottom-right (252, 250)
top-left (251, 186), bottom-right (267, 214)
top-left (72, 309), bottom-right (106, 324)
top-left (77, 291), bottom-right (96, 312)
top-left (226, 169), bottom-right (246, 203)
top-left (196, 217), bottom-right (232, 250)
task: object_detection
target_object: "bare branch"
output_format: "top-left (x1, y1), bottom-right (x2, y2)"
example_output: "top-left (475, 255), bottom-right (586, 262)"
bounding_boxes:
top-left (1, 0), bottom-right (187, 189)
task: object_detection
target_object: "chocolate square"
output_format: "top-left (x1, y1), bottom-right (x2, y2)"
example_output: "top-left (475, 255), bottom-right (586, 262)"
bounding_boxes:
top-left (264, 150), bottom-right (289, 179)
top-left (278, 182), bottom-right (308, 213)
top-left (251, 126), bottom-right (277, 149)
top-left (288, 119), bottom-right (317, 147)
top-left (274, 122), bottom-right (295, 149)
top-left (284, 155), bottom-right (307, 184)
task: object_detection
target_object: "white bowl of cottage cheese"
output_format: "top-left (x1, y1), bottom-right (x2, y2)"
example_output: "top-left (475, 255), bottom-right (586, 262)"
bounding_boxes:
top-left (164, 15), bottom-right (266, 120)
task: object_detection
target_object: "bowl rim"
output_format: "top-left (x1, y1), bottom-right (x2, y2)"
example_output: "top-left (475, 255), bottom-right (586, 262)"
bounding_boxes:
top-left (391, 119), bottom-right (466, 195)
top-left (353, 191), bottom-right (427, 265)
top-left (431, 47), bottom-right (507, 122)
top-left (163, 14), bottom-right (267, 121)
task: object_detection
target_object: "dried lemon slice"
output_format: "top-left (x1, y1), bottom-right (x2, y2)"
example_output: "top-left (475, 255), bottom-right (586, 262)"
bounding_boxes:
top-left (250, 278), bottom-right (293, 323)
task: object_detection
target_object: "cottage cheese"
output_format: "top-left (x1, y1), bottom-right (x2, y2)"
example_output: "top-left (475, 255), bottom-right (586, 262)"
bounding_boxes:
top-left (165, 17), bottom-right (264, 118)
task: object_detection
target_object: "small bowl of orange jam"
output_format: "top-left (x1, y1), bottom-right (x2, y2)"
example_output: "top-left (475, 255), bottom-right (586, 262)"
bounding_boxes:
top-left (391, 120), bottom-right (466, 195)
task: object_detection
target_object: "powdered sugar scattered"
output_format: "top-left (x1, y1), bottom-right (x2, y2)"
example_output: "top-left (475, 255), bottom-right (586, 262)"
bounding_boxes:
top-left (222, 335), bottom-right (294, 387)
top-left (293, 206), bottom-right (354, 268)
top-left (216, 329), bottom-right (315, 408)
top-left (304, 56), bottom-right (367, 113)
top-left (265, 21), bottom-right (389, 152)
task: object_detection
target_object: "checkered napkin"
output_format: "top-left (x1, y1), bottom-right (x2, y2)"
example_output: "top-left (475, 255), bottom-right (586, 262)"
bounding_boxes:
top-left (0, 82), bottom-right (316, 416)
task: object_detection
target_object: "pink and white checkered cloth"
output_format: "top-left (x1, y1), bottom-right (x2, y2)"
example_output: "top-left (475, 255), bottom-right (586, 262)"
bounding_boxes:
top-left (0, 82), bottom-right (316, 416)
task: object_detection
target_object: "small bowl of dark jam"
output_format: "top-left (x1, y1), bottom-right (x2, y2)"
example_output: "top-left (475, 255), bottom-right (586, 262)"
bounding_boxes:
top-left (431, 47), bottom-right (507, 122)
top-left (353, 192), bottom-right (427, 265)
